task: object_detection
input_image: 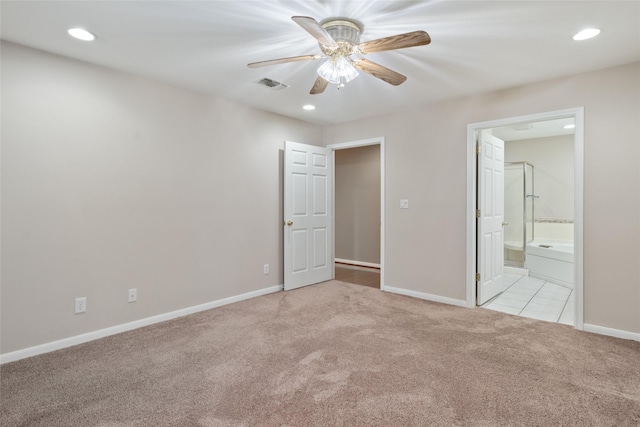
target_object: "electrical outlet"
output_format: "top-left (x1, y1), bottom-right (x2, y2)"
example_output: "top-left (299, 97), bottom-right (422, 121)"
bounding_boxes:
top-left (263, 264), bottom-right (270, 275)
top-left (75, 297), bottom-right (87, 314)
top-left (400, 199), bottom-right (409, 209)
top-left (128, 288), bottom-right (137, 303)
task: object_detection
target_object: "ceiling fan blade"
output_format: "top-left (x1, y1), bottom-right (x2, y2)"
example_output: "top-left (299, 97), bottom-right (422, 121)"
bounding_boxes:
top-left (247, 54), bottom-right (321, 68)
top-left (292, 16), bottom-right (338, 47)
top-left (352, 58), bottom-right (407, 86)
top-left (310, 76), bottom-right (329, 94)
top-left (358, 30), bottom-right (431, 54)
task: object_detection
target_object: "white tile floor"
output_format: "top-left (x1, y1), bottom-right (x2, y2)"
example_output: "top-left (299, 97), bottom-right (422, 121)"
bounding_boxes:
top-left (482, 274), bottom-right (574, 325)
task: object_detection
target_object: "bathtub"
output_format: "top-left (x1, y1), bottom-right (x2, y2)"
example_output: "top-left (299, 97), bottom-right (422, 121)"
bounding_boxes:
top-left (526, 241), bottom-right (574, 288)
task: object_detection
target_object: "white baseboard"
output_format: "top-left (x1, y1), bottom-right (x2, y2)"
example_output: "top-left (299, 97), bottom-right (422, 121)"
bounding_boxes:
top-left (0, 285), bottom-right (283, 364)
top-left (335, 258), bottom-right (381, 269)
top-left (6, 284), bottom-right (636, 364)
top-left (583, 323), bottom-right (640, 342)
top-left (382, 285), bottom-right (468, 308)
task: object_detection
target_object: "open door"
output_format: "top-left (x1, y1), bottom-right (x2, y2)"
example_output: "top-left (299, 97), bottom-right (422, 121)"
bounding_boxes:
top-left (284, 141), bottom-right (332, 290)
top-left (477, 131), bottom-right (506, 305)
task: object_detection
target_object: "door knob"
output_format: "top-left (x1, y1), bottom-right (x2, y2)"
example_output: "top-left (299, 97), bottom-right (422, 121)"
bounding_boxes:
top-left (502, 221), bottom-right (509, 226)
top-left (286, 220), bottom-right (293, 226)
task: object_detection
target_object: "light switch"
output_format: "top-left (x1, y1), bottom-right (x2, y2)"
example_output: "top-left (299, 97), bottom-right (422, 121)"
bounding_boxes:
top-left (400, 199), bottom-right (409, 209)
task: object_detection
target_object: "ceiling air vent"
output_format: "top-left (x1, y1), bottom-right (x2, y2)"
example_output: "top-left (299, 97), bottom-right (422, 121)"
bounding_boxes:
top-left (255, 77), bottom-right (289, 90)
top-left (512, 123), bottom-right (533, 131)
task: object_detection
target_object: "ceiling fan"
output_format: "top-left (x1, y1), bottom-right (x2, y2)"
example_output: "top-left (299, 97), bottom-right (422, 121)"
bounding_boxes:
top-left (247, 16), bottom-right (431, 94)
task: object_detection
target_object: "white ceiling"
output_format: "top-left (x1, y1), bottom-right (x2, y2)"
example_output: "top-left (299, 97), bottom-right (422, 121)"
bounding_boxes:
top-left (1, 1), bottom-right (639, 125)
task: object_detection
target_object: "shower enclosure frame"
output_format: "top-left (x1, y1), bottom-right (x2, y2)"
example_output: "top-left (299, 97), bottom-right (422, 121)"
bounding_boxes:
top-left (504, 161), bottom-right (535, 268)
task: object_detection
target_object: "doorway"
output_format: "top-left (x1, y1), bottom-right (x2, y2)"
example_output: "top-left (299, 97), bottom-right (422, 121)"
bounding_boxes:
top-left (483, 119), bottom-right (576, 324)
top-left (466, 108), bottom-right (584, 330)
top-left (328, 137), bottom-right (385, 290)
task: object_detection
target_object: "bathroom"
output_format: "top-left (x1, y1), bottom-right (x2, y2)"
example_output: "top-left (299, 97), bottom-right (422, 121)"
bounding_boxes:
top-left (483, 118), bottom-right (575, 324)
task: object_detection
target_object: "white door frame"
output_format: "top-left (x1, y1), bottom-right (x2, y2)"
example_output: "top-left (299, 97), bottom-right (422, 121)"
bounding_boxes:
top-left (466, 108), bottom-right (584, 330)
top-left (327, 137), bottom-right (385, 289)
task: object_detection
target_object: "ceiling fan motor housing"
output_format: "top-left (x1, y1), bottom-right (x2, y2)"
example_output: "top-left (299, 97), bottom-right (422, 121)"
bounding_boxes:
top-left (320, 19), bottom-right (363, 56)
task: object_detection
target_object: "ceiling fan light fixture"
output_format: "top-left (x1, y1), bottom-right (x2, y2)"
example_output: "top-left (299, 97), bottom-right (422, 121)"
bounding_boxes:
top-left (317, 56), bottom-right (359, 85)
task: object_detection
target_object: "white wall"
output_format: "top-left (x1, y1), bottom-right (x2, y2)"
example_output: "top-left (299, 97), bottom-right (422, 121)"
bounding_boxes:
top-left (2, 41), bottom-right (639, 356)
top-left (505, 135), bottom-right (574, 222)
top-left (335, 145), bottom-right (381, 264)
top-left (323, 62), bottom-right (640, 334)
top-left (0, 42), bottom-right (322, 354)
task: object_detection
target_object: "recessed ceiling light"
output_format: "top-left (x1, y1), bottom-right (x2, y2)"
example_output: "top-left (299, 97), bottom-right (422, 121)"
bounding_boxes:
top-left (573, 28), bottom-right (600, 41)
top-left (303, 104), bottom-right (316, 111)
top-left (68, 28), bottom-right (96, 41)
top-left (564, 124), bottom-right (576, 129)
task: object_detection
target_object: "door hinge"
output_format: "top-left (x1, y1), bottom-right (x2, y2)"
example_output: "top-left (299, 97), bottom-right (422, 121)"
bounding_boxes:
top-left (476, 143), bottom-right (481, 155)
top-left (475, 273), bottom-right (480, 282)
top-left (476, 209), bottom-right (481, 218)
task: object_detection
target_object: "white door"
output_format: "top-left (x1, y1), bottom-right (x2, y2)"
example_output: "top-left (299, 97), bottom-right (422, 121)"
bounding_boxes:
top-left (284, 141), bottom-right (332, 291)
top-left (477, 131), bottom-right (506, 305)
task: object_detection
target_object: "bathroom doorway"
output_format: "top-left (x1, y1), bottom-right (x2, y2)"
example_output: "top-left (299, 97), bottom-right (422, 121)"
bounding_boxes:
top-left (483, 118), bottom-right (576, 324)
top-left (466, 108), bottom-right (584, 329)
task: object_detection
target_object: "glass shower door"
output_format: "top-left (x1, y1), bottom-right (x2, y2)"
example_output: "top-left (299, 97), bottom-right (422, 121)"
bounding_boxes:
top-left (525, 162), bottom-right (534, 244)
top-left (504, 163), bottom-right (524, 267)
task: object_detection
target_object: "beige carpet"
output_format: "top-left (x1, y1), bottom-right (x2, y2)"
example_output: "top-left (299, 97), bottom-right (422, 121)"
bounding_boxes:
top-left (2, 281), bottom-right (639, 426)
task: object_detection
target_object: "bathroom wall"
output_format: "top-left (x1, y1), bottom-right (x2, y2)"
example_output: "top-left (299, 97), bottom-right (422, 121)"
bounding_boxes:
top-left (505, 135), bottom-right (574, 242)
top-left (505, 135), bottom-right (574, 220)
